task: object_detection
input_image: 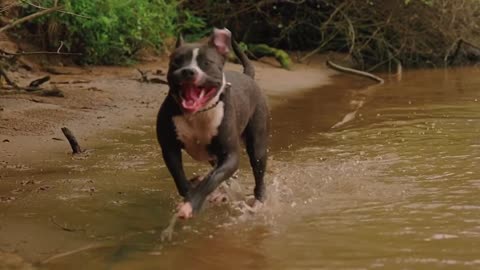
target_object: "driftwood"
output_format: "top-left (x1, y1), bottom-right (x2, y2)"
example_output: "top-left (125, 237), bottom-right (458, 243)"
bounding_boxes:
top-left (137, 68), bottom-right (149, 82)
top-left (136, 69), bottom-right (168, 85)
top-left (0, 86), bottom-right (64, 97)
top-left (0, 70), bottom-right (64, 97)
top-left (28, 75), bottom-right (50, 88)
top-left (326, 60), bottom-right (384, 84)
top-left (0, 67), bottom-right (19, 88)
top-left (61, 127), bottom-right (83, 154)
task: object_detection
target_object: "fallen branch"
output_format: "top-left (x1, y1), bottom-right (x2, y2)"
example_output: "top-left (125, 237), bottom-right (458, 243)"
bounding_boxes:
top-left (0, 72), bottom-right (63, 97)
top-left (29, 75), bottom-right (50, 88)
top-left (0, 87), bottom-right (64, 97)
top-left (0, 67), bottom-right (19, 89)
top-left (1, 50), bottom-right (35, 70)
top-left (137, 68), bottom-right (149, 82)
top-left (326, 60), bottom-right (384, 84)
top-left (148, 78), bottom-right (168, 84)
top-left (0, 6), bottom-right (62, 33)
top-left (61, 127), bottom-right (83, 154)
top-left (136, 69), bottom-right (168, 84)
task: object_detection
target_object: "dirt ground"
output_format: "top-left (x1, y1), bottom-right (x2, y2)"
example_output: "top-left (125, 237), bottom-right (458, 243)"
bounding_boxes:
top-left (0, 46), bottom-right (337, 166)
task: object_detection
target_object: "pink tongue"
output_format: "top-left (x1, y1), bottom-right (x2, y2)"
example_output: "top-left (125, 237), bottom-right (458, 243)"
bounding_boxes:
top-left (186, 87), bottom-right (200, 99)
top-left (182, 86), bottom-right (203, 112)
top-left (181, 99), bottom-right (201, 111)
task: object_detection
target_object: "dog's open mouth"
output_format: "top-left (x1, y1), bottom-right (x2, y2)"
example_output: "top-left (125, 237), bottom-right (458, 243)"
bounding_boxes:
top-left (181, 83), bottom-right (217, 113)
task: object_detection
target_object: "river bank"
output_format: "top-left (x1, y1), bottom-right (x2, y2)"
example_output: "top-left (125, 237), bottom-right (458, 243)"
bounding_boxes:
top-left (0, 55), bottom-right (335, 166)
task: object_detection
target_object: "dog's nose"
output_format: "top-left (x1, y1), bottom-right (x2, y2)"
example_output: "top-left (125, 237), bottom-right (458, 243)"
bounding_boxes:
top-left (181, 68), bottom-right (196, 79)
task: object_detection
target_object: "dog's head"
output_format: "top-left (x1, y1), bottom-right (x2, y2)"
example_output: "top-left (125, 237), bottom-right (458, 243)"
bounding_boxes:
top-left (167, 28), bottom-right (231, 113)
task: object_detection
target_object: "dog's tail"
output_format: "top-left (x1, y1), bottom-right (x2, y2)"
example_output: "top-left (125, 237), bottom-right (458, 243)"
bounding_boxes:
top-left (232, 40), bottom-right (255, 79)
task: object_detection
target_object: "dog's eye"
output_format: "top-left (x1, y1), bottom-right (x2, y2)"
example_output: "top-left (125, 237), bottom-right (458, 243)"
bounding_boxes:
top-left (203, 60), bottom-right (215, 68)
top-left (171, 56), bottom-right (183, 67)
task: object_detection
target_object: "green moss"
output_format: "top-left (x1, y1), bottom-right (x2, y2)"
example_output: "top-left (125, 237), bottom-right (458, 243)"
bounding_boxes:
top-left (248, 44), bottom-right (292, 70)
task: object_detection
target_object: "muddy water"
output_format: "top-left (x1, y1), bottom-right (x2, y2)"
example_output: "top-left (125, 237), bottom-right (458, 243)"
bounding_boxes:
top-left (1, 67), bottom-right (480, 269)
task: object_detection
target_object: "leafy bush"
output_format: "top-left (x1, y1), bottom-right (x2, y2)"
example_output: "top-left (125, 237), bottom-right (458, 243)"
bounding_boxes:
top-left (23, 0), bottom-right (205, 64)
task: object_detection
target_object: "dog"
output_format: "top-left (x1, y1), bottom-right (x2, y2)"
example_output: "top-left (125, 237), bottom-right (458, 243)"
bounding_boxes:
top-left (156, 28), bottom-right (269, 219)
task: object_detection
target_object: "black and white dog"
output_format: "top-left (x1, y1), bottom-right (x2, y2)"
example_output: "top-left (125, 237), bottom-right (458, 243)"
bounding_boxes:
top-left (156, 28), bottom-right (269, 218)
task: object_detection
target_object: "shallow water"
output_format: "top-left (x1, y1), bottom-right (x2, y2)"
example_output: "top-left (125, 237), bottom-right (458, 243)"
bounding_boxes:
top-left (1, 67), bottom-right (480, 269)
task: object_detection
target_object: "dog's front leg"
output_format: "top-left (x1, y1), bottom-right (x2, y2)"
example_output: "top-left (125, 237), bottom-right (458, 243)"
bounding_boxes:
top-left (161, 144), bottom-right (191, 199)
top-left (157, 101), bottom-right (193, 199)
top-left (178, 152), bottom-right (239, 217)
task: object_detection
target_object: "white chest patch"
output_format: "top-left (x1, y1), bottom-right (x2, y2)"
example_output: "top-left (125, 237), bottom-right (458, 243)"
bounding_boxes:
top-left (173, 102), bottom-right (224, 162)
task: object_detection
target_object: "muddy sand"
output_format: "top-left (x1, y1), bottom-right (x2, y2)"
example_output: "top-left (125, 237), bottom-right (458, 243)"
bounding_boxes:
top-left (0, 56), bottom-right (335, 165)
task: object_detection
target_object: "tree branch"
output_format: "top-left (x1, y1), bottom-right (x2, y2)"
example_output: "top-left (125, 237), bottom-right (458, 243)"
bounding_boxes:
top-left (61, 127), bottom-right (83, 155)
top-left (0, 67), bottom-right (19, 89)
top-left (326, 60), bottom-right (384, 84)
top-left (20, 0), bottom-right (92, 19)
top-left (0, 6), bottom-right (62, 33)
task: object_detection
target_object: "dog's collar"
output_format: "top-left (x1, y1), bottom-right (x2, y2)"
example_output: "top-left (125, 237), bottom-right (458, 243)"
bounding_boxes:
top-left (195, 98), bottom-right (221, 114)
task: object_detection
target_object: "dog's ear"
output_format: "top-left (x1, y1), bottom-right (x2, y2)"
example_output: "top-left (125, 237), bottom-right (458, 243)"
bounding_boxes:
top-left (175, 34), bottom-right (184, 48)
top-left (208, 28), bottom-right (231, 55)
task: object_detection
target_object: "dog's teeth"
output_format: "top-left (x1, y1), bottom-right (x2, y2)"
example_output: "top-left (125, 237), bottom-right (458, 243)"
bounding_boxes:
top-left (199, 89), bottom-right (205, 98)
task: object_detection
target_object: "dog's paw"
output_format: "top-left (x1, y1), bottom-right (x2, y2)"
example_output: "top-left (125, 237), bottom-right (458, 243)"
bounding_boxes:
top-left (177, 202), bottom-right (193, 219)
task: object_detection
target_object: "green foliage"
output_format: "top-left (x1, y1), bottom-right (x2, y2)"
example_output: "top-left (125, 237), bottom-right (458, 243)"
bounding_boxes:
top-left (248, 44), bottom-right (292, 70)
top-left (24, 0), bottom-right (205, 64)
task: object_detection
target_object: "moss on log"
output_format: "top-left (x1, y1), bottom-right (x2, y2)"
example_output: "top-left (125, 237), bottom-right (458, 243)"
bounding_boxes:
top-left (248, 44), bottom-right (292, 70)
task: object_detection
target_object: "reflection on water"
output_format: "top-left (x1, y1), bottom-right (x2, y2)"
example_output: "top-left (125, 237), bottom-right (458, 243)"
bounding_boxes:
top-left (1, 67), bottom-right (480, 269)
